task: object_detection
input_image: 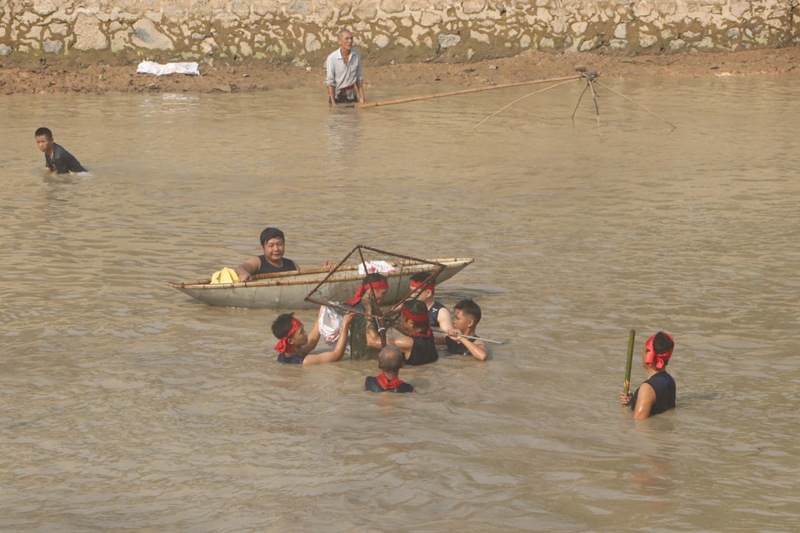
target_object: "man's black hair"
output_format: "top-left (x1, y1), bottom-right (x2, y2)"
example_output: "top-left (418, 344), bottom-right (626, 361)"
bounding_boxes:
top-left (403, 299), bottom-right (429, 327)
top-left (260, 227), bottom-right (285, 246)
top-left (454, 299), bottom-right (482, 325)
top-left (360, 272), bottom-right (387, 285)
top-left (653, 331), bottom-right (674, 354)
top-left (272, 313), bottom-right (296, 339)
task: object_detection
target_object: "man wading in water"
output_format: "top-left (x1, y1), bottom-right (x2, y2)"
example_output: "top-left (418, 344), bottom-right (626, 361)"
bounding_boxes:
top-left (325, 29), bottom-right (366, 107)
top-left (620, 331), bottom-right (676, 419)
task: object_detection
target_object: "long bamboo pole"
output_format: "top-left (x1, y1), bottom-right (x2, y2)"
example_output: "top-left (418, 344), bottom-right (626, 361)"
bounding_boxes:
top-left (356, 75), bottom-right (582, 109)
top-left (432, 328), bottom-right (505, 345)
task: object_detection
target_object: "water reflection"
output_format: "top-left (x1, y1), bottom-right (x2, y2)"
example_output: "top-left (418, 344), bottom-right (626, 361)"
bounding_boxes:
top-left (325, 105), bottom-right (363, 171)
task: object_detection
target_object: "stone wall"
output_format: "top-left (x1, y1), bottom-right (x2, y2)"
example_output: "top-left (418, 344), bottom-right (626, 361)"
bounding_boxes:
top-left (1, 1), bottom-right (798, 64)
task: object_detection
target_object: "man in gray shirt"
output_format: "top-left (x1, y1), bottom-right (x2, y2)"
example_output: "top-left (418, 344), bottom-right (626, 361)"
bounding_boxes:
top-left (325, 29), bottom-right (366, 106)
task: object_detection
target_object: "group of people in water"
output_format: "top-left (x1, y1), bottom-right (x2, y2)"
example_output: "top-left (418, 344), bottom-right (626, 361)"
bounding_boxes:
top-left (234, 227), bottom-right (677, 415)
top-left (34, 40), bottom-right (677, 411)
top-left (235, 227), bottom-right (487, 393)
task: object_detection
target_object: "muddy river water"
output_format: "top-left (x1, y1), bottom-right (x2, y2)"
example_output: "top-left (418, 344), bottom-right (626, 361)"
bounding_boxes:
top-left (1, 76), bottom-right (799, 531)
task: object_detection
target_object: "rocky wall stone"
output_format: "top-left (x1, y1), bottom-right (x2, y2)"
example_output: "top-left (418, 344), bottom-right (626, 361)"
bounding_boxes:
top-left (0, 0), bottom-right (797, 64)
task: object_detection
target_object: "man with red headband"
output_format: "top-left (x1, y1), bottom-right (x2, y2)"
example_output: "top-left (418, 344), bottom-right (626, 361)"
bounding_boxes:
top-left (271, 310), bottom-right (354, 365)
top-left (409, 272), bottom-right (453, 332)
top-left (620, 331), bottom-right (676, 419)
top-left (345, 273), bottom-right (390, 360)
top-left (386, 300), bottom-right (439, 366)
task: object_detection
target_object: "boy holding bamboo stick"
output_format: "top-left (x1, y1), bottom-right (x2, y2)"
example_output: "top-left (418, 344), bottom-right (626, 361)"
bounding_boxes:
top-left (442, 299), bottom-right (488, 361)
top-left (620, 331), bottom-right (676, 419)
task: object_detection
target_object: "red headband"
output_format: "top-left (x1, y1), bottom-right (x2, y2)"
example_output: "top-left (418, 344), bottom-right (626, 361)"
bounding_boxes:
top-left (402, 305), bottom-right (429, 324)
top-left (345, 279), bottom-right (389, 306)
top-left (410, 279), bottom-right (435, 291)
top-left (274, 317), bottom-right (301, 353)
top-left (644, 332), bottom-right (674, 370)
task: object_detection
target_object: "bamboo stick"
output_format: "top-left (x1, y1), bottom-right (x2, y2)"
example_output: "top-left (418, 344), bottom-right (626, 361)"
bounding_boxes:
top-left (356, 75), bottom-right (582, 109)
top-left (623, 329), bottom-right (636, 395)
top-left (432, 327), bottom-right (505, 345)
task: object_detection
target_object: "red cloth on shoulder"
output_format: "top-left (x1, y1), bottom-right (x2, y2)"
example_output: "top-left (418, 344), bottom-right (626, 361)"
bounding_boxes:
top-left (377, 373), bottom-right (406, 390)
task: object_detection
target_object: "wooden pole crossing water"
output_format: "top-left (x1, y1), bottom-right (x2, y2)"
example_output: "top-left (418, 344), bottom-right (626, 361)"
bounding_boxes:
top-left (355, 75), bottom-right (582, 109)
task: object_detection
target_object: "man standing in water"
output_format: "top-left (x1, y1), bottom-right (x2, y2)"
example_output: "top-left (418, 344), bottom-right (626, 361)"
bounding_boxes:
top-left (34, 127), bottom-right (86, 174)
top-left (620, 331), bottom-right (676, 419)
top-left (325, 29), bottom-right (366, 106)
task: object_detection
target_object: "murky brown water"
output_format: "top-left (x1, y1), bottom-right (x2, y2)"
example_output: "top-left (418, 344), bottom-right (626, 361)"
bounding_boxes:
top-left (2, 76), bottom-right (799, 531)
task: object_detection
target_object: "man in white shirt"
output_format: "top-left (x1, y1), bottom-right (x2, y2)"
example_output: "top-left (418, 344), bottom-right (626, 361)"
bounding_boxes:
top-left (325, 29), bottom-right (366, 106)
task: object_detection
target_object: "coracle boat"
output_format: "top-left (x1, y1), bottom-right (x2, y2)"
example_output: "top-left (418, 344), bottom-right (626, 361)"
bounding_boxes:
top-left (168, 257), bottom-right (474, 309)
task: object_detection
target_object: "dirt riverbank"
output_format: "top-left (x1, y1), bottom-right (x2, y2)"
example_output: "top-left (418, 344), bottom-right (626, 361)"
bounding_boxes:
top-left (1, 48), bottom-right (798, 96)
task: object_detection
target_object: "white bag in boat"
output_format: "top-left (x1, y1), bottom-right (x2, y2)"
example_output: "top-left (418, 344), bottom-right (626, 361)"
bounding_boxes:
top-left (357, 261), bottom-right (397, 275)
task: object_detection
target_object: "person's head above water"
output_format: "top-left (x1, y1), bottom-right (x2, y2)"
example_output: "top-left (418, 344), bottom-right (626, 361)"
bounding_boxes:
top-left (346, 273), bottom-right (389, 306)
top-left (259, 227), bottom-right (286, 266)
top-left (260, 227), bottom-right (285, 246)
top-left (401, 299), bottom-right (429, 331)
top-left (34, 127), bottom-right (54, 153)
top-left (453, 299), bottom-right (482, 328)
top-left (409, 271), bottom-right (436, 297)
top-left (271, 313), bottom-right (308, 353)
top-left (378, 345), bottom-right (404, 374)
top-left (643, 331), bottom-right (674, 370)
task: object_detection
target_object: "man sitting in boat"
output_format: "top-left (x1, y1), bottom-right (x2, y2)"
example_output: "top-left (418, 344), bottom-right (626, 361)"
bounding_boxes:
top-left (386, 300), bottom-right (439, 366)
top-left (409, 272), bottom-right (453, 332)
top-left (343, 273), bottom-right (389, 360)
top-left (234, 227), bottom-right (299, 282)
top-left (272, 310), bottom-right (354, 365)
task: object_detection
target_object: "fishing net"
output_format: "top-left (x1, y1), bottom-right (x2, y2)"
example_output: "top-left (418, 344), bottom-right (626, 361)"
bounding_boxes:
top-left (305, 245), bottom-right (445, 360)
top-left (305, 244), bottom-right (445, 317)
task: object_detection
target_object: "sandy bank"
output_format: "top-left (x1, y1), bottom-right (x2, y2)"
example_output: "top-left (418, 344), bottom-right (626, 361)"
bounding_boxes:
top-left (1, 48), bottom-right (798, 96)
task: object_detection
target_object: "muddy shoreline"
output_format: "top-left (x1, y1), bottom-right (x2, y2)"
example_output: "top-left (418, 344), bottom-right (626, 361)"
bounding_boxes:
top-left (1, 48), bottom-right (798, 96)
